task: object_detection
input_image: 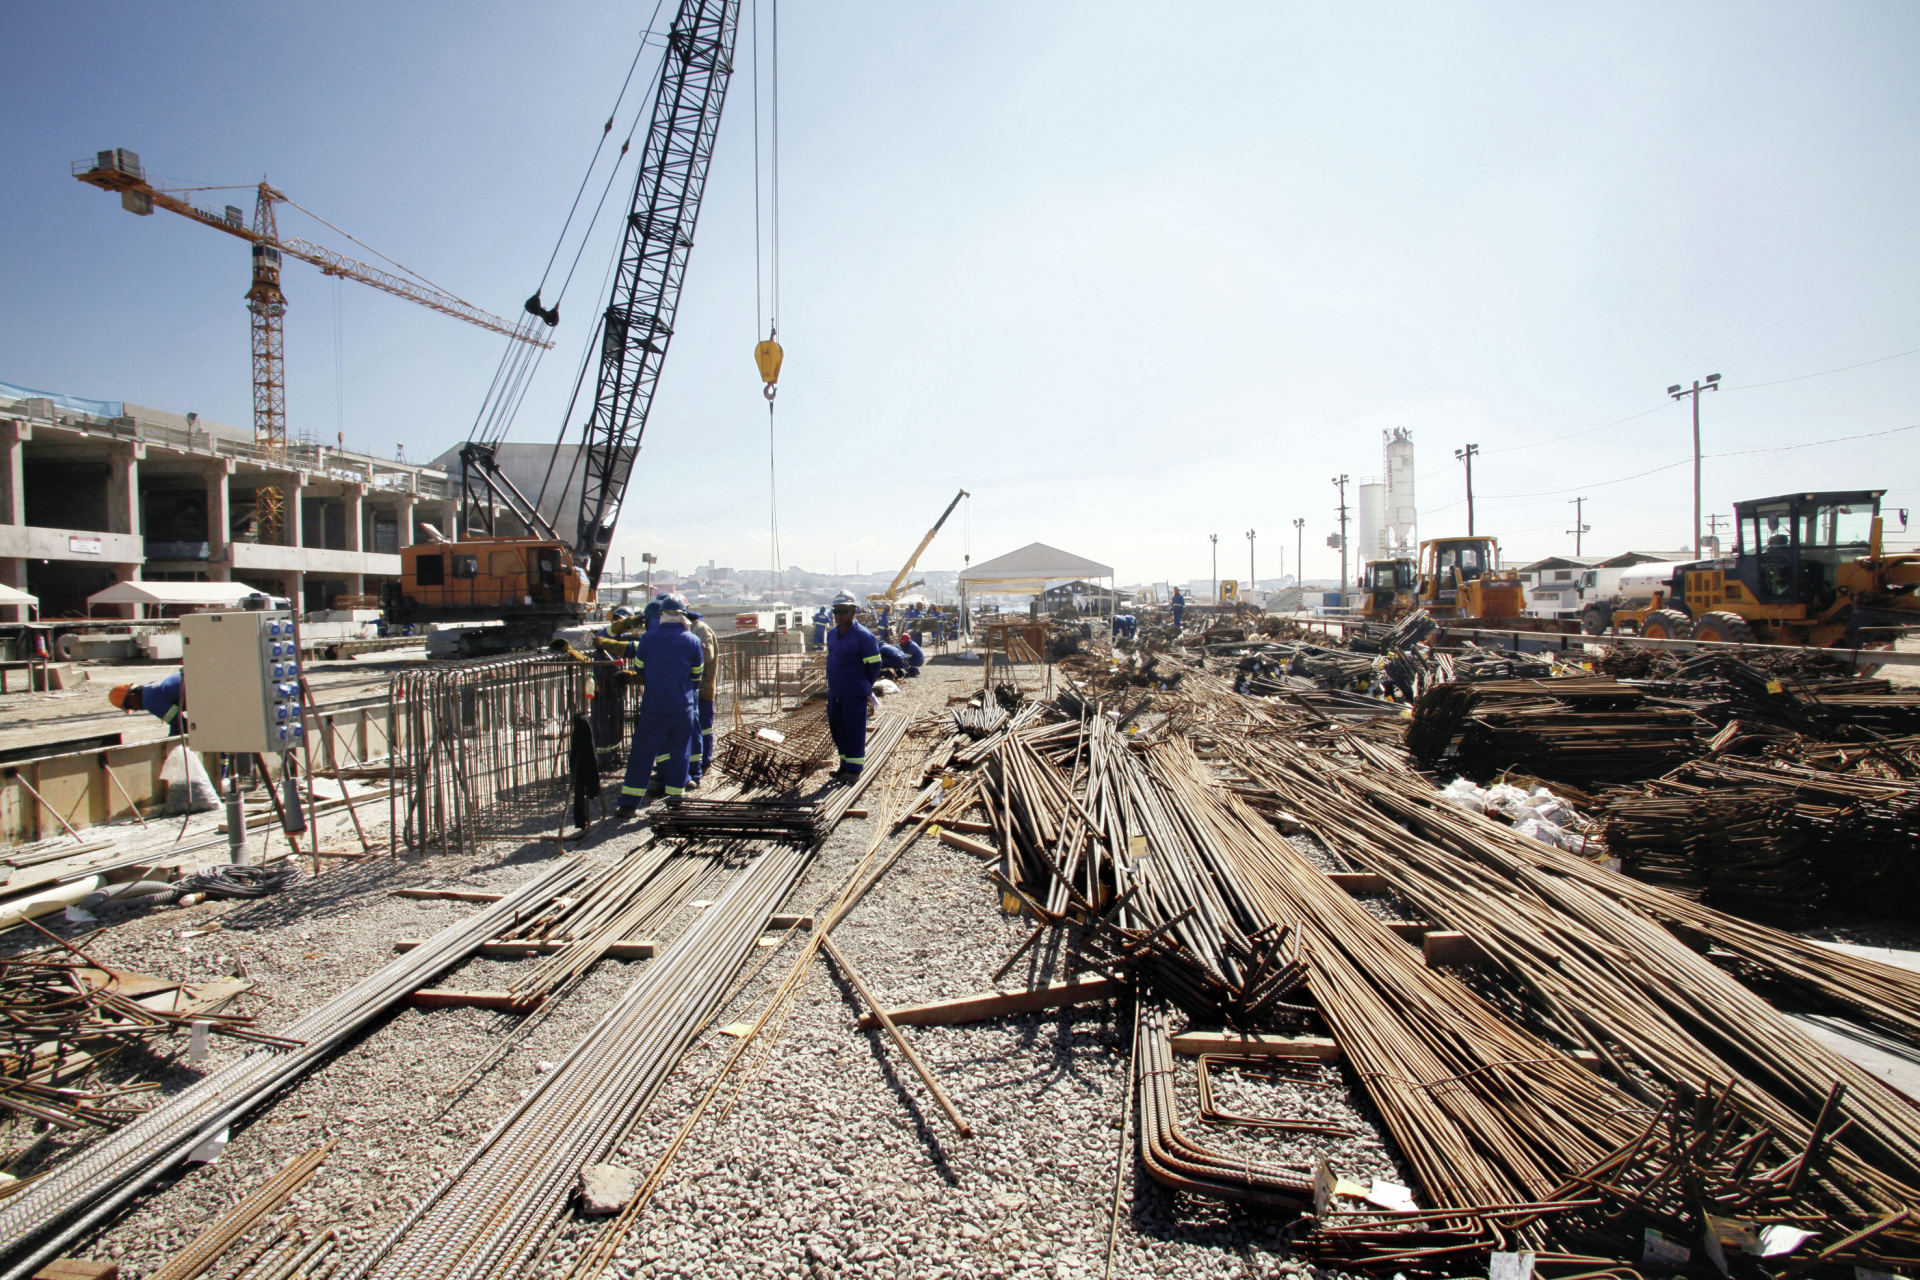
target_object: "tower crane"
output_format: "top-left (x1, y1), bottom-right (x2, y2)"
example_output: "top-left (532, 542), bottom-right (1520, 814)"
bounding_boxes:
top-left (74, 148), bottom-right (553, 539)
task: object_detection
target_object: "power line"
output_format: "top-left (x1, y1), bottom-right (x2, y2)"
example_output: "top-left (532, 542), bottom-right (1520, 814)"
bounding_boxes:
top-left (1726, 344), bottom-right (1920, 391)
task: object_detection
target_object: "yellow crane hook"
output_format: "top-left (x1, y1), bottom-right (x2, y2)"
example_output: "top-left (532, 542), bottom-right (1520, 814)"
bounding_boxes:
top-left (754, 332), bottom-right (783, 401)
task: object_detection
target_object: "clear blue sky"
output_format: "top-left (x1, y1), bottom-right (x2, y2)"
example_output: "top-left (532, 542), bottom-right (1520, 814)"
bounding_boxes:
top-left (5, 2), bottom-right (1917, 584)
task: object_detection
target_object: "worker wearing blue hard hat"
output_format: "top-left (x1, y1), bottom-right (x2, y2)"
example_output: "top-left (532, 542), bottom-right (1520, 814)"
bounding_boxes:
top-left (598, 592), bottom-right (703, 808)
top-left (825, 591), bottom-right (882, 778)
top-left (811, 605), bottom-right (829, 652)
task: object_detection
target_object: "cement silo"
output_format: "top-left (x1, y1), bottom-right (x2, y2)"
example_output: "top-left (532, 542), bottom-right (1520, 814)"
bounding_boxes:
top-left (1358, 482), bottom-right (1386, 565)
top-left (1384, 428), bottom-right (1417, 555)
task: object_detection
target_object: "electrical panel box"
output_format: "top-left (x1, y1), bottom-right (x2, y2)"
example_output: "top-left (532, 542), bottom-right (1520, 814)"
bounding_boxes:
top-left (180, 611), bottom-right (305, 755)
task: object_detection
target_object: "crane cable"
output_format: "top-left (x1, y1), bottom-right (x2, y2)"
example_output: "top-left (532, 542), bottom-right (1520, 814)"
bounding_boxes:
top-left (755, 0), bottom-right (785, 592)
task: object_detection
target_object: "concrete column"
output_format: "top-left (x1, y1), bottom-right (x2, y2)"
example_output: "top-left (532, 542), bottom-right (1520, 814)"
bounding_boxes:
top-left (286, 570), bottom-right (305, 614)
top-left (112, 561), bottom-right (140, 620)
top-left (440, 496), bottom-right (459, 543)
top-left (205, 458), bottom-right (235, 581)
top-left (284, 471), bottom-right (308, 549)
top-left (397, 495), bottom-right (417, 549)
top-left (0, 420), bottom-right (28, 527)
top-left (0, 556), bottom-right (27, 622)
top-left (107, 442), bottom-right (145, 535)
top-left (341, 483), bottom-right (366, 598)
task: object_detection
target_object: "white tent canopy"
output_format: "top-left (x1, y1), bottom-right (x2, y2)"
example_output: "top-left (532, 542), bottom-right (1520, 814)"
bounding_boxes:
top-left (957, 542), bottom-right (1113, 593)
top-left (956, 542), bottom-right (1117, 635)
top-left (87, 581), bottom-right (266, 617)
top-left (0, 583), bottom-right (38, 620)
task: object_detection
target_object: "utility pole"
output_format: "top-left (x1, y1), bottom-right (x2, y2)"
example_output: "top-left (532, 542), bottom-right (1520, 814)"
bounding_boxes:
top-left (1706, 512), bottom-right (1730, 556)
top-left (1293, 518), bottom-right (1305, 595)
top-left (1210, 533), bottom-right (1218, 605)
top-left (1667, 375), bottom-right (1721, 556)
top-left (1567, 497), bottom-right (1590, 557)
top-left (1332, 475), bottom-right (1350, 608)
top-left (1244, 530), bottom-right (1256, 600)
top-left (1454, 444), bottom-right (1480, 536)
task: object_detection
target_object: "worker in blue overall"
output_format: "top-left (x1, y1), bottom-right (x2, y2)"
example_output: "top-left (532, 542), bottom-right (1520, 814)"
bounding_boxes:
top-left (683, 607), bottom-right (720, 788)
top-left (811, 606), bottom-right (829, 651)
top-left (1170, 588), bottom-right (1186, 632)
top-left (825, 592), bottom-right (882, 778)
top-left (108, 672), bottom-right (185, 734)
top-left (904, 602), bottom-right (923, 636)
top-left (877, 642), bottom-right (912, 680)
top-left (898, 632), bottom-right (924, 677)
top-left (876, 602), bottom-right (892, 643)
top-left (598, 593), bottom-right (704, 809)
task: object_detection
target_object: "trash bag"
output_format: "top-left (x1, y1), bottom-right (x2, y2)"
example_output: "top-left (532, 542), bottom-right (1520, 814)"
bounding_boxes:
top-left (161, 745), bottom-right (220, 814)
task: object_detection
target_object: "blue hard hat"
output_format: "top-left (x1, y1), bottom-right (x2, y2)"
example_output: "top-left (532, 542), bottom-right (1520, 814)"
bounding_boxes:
top-left (610, 605), bottom-right (635, 620)
top-left (654, 591), bottom-right (689, 613)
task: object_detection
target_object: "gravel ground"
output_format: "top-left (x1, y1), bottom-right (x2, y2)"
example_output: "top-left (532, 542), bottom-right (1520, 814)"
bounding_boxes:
top-left (5, 654), bottom-right (1368, 1280)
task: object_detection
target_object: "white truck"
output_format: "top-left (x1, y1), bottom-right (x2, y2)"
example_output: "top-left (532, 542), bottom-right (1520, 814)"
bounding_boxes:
top-left (1564, 561), bottom-right (1717, 634)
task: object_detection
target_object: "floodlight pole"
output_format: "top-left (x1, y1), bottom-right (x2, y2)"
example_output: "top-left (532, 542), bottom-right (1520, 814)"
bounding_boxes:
top-left (1210, 533), bottom-right (1218, 606)
top-left (1293, 518), bottom-right (1305, 600)
top-left (1244, 530), bottom-right (1255, 602)
top-left (1668, 375), bottom-right (1721, 557)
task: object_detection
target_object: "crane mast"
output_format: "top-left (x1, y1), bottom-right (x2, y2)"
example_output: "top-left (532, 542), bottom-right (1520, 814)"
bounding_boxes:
top-left (573, 0), bottom-right (742, 590)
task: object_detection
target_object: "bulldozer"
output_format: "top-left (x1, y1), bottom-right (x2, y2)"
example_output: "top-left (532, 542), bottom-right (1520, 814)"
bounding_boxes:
top-left (1357, 557), bottom-right (1419, 621)
top-left (1613, 489), bottom-right (1919, 647)
top-left (1415, 536), bottom-right (1536, 621)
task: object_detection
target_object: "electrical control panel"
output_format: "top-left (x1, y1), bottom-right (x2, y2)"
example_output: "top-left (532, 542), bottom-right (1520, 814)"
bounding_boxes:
top-left (180, 611), bottom-right (305, 755)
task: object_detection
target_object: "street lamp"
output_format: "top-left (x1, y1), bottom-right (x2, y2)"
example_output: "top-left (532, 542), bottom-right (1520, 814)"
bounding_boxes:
top-left (1293, 518), bottom-right (1305, 600)
top-left (1209, 533), bottom-right (1218, 606)
top-left (1668, 375), bottom-right (1721, 556)
top-left (1245, 530), bottom-right (1256, 602)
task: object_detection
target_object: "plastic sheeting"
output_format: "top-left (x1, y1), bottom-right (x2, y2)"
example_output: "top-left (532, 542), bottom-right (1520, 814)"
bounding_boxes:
top-left (0, 380), bottom-right (124, 420)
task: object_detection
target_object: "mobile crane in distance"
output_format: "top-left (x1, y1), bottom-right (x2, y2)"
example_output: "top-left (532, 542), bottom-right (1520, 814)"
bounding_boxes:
top-left (867, 488), bottom-right (969, 608)
top-left (382, 0), bottom-right (741, 656)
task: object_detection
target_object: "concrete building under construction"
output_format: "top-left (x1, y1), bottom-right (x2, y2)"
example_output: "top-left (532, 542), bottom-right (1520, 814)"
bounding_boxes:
top-left (0, 382), bottom-right (448, 618)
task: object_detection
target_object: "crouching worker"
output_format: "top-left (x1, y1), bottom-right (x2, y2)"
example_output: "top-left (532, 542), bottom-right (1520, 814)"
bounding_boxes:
top-left (877, 642), bottom-right (912, 680)
top-left (109, 672), bottom-right (186, 734)
top-left (898, 631), bottom-right (924, 677)
top-left (598, 592), bottom-right (704, 811)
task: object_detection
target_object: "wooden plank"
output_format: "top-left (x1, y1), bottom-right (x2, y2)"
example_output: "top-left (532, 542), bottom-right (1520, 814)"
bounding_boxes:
top-left (394, 938), bottom-right (658, 960)
top-left (766, 914), bottom-right (813, 931)
top-left (856, 978), bottom-right (1125, 1030)
top-left (1382, 920), bottom-right (1430, 941)
top-left (920, 817), bottom-right (992, 835)
top-left (938, 829), bottom-right (997, 860)
top-left (1168, 1029), bottom-right (1341, 1060)
top-left (409, 989), bottom-right (526, 1011)
top-left (1326, 871), bottom-right (1389, 894)
top-left (32, 1260), bottom-right (119, 1280)
top-left (394, 888), bottom-right (505, 903)
top-left (1422, 930), bottom-right (1490, 967)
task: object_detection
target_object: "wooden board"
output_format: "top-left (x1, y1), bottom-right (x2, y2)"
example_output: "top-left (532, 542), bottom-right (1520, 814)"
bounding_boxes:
top-left (1326, 871), bottom-right (1389, 894)
top-left (394, 888), bottom-right (506, 903)
top-left (409, 989), bottom-right (530, 1012)
top-left (856, 978), bottom-right (1125, 1030)
top-left (1422, 930), bottom-right (1490, 967)
top-left (1168, 1029), bottom-right (1341, 1059)
top-left (938, 829), bottom-right (997, 860)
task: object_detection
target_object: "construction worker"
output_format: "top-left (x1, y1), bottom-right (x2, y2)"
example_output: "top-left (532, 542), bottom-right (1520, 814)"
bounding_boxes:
top-left (108, 673), bottom-right (185, 734)
top-left (811, 605), bottom-right (829, 651)
top-left (598, 592), bottom-right (704, 809)
top-left (877, 642), bottom-right (912, 680)
top-left (825, 591), bottom-right (882, 778)
top-left (898, 632), bottom-right (924, 677)
top-left (683, 607), bottom-right (720, 788)
top-left (1170, 588), bottom-right (1186, 632)
top-left (876, 602), bottom-right (892, 642)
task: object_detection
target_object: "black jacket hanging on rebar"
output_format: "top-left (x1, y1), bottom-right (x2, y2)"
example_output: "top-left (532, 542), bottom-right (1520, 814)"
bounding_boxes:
top-left (570, 712), bottom-right (601, 828)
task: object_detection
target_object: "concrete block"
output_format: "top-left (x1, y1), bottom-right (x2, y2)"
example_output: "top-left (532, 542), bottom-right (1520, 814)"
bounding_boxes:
top-left (577, 1163), bottom-right (639, 1216)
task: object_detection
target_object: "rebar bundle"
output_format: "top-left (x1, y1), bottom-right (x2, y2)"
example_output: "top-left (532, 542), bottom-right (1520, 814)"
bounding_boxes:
top-left (712, 703), bottom-right (834, 790)
top-left (0, 932), bottom-right (296, 1132)
top-left (0, 858), bottom-right (590, 1280)
top-left (1406, 676), bottom-right (1705, 786)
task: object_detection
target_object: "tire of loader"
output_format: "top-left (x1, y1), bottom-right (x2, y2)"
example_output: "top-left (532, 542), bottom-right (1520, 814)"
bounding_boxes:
top-left (1580, 606), bottom-right (1611, 636)
top-left (1689, 611), bottom-right (1757, 645)
top-left (1641, 609), bottom-right (1693, 640)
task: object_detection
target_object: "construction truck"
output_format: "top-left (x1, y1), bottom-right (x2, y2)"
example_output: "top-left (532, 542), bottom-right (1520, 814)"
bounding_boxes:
top-left (1357, 558), bottom-right (1418, 621)
top-left (383, 0), bottom-right (740, 657)
top-left (1611, 490), bottom-right (1919, 646)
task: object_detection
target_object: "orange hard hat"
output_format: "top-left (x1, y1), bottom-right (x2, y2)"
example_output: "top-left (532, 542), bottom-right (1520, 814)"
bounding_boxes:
top-left (108, 684), bottom-right (135, 711)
